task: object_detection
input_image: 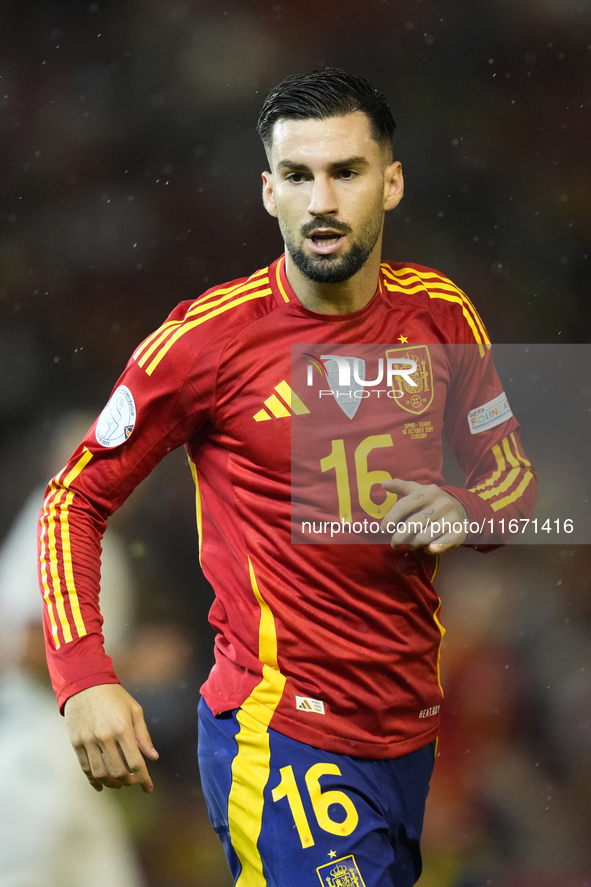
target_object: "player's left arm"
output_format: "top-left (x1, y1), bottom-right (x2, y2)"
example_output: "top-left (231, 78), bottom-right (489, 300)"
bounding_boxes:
top-left (439, 342), bottom-right (537, 541)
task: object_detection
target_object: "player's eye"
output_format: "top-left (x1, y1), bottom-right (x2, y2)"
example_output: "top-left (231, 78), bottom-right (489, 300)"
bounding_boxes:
top-left (286, 172), bottom-right (307, 184)
top-left (336, 169), bottom-right (357, 180)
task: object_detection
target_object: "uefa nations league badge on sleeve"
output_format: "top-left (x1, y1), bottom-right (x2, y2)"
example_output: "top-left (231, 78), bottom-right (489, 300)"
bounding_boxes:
top-left (467, 391), bottom-right (512, 434)
top-left (95, 385), bottom-right (137, 447)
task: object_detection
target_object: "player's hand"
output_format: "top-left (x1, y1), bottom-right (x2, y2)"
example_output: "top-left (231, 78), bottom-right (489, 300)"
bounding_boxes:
top-left (380, 478), bottom-right (469, 554)
top-left (64, 684), bottom-right (159, 793)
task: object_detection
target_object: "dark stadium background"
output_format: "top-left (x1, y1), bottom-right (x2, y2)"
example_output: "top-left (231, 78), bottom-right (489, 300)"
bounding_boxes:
top-left (0, 1), bottom-right (590, 885)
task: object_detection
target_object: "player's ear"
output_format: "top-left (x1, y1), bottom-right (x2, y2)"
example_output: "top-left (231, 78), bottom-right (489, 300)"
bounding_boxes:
top-left (383, 161), bottom-right (404, 212)
top-left (262, 171), bottom-right (278, 218)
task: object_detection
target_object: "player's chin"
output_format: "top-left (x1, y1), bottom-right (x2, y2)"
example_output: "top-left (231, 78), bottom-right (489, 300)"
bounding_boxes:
top-left (303, 248), bottom-right (342, 268)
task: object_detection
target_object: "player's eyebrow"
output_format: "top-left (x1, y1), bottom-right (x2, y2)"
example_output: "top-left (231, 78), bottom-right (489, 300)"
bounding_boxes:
top-left (327, 156), bottom-right (369, 171)
top-left (275, 160), bottom-right (310, 172)
top-left (276, 156), bottom-right (370, 173)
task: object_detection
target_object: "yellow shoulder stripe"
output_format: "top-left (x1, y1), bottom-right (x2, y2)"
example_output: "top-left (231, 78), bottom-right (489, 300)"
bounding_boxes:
top-left (133, 321), bottom-right (181, 362)
top-left (382, 265), bottom-right (491, 354)
top-left (137, 278), bottom-right (271, 369)
top-left (144, 285), bottom-right (272, 375)
top-left (136, 322), bottom-right (183, 367)
top-left (188, 267), bottom-right (269, 310)
top-left (133, 269), bottom-right (270, 366)
top-left (391, 265), bottom-right (490, 343)
top-left (185, 275), bottom-right (271, 319)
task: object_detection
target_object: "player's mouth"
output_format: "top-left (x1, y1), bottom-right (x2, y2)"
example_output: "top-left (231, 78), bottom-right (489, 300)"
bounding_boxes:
top-left (305, 228), bottom-right (348, 255)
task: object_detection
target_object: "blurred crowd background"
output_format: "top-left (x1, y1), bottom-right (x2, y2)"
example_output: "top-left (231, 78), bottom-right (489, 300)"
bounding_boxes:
top-left (0, 0), bottom-right (590, 885)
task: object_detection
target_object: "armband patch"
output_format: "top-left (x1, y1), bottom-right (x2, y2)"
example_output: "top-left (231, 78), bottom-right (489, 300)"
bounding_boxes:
top-left (468, 391), bottom-right (512, 434)
top-left (96, 385), bottom-right (136, 447)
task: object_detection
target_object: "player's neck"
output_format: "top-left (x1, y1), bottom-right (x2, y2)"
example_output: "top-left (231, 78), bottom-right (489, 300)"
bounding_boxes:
top-left (285, 246), bottom-right (382, 315)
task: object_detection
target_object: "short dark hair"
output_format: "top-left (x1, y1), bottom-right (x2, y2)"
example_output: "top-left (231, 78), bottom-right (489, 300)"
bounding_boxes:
top-left (256, 68), bottom-right (396, 154)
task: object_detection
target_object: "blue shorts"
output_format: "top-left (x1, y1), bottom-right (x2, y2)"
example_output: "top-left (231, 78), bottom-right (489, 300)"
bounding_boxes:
top-left (197, 698), bottom-right (435, 887)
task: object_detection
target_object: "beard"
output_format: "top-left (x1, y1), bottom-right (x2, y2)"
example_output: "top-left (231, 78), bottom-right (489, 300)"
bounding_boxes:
top-left (279, 207), bottom-right (383, 285)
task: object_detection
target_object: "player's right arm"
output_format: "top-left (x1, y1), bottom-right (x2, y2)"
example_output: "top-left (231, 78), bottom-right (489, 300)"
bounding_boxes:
top-left (38, 301), bottom-right (217, 789)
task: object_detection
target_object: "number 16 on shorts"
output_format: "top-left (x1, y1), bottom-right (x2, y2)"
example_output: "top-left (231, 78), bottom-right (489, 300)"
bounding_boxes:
top-left (262, 734), bottom-right (434, 886)
top-left (272, 762), bottom-right (359, 848)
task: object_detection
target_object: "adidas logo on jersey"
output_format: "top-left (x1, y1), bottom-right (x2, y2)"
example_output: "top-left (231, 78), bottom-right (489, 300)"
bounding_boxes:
top-left (295, 695), bottom-right (325, 714)
top-left (253, 380), bottom-right (310, 422)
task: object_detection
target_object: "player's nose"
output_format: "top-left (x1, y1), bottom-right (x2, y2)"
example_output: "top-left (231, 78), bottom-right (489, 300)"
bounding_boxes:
top-left (307, 175), bottom-right (338, 216)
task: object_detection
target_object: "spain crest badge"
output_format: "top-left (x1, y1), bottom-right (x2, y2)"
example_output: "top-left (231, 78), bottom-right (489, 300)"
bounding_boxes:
top-left (317, 855), bottom-right (367, 887)
top-left (385, 345), bottom-right (433, 415)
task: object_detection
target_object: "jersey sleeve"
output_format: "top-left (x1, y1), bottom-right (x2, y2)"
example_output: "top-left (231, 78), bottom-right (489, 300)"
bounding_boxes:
top-left (440, 342), bottom-right (537, 543)
top-left (38, 309), bottom-right (216, 711)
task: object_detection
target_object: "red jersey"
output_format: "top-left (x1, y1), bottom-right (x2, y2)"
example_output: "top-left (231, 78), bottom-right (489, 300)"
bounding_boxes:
top-left (38, 257), bottom-right (536, 759)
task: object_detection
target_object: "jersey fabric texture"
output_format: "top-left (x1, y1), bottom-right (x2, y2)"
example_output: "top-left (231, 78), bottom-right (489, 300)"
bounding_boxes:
top-left (198, 697), bottom-right (435, 887)
top-left (38, 256), bottom-right (537, 760)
